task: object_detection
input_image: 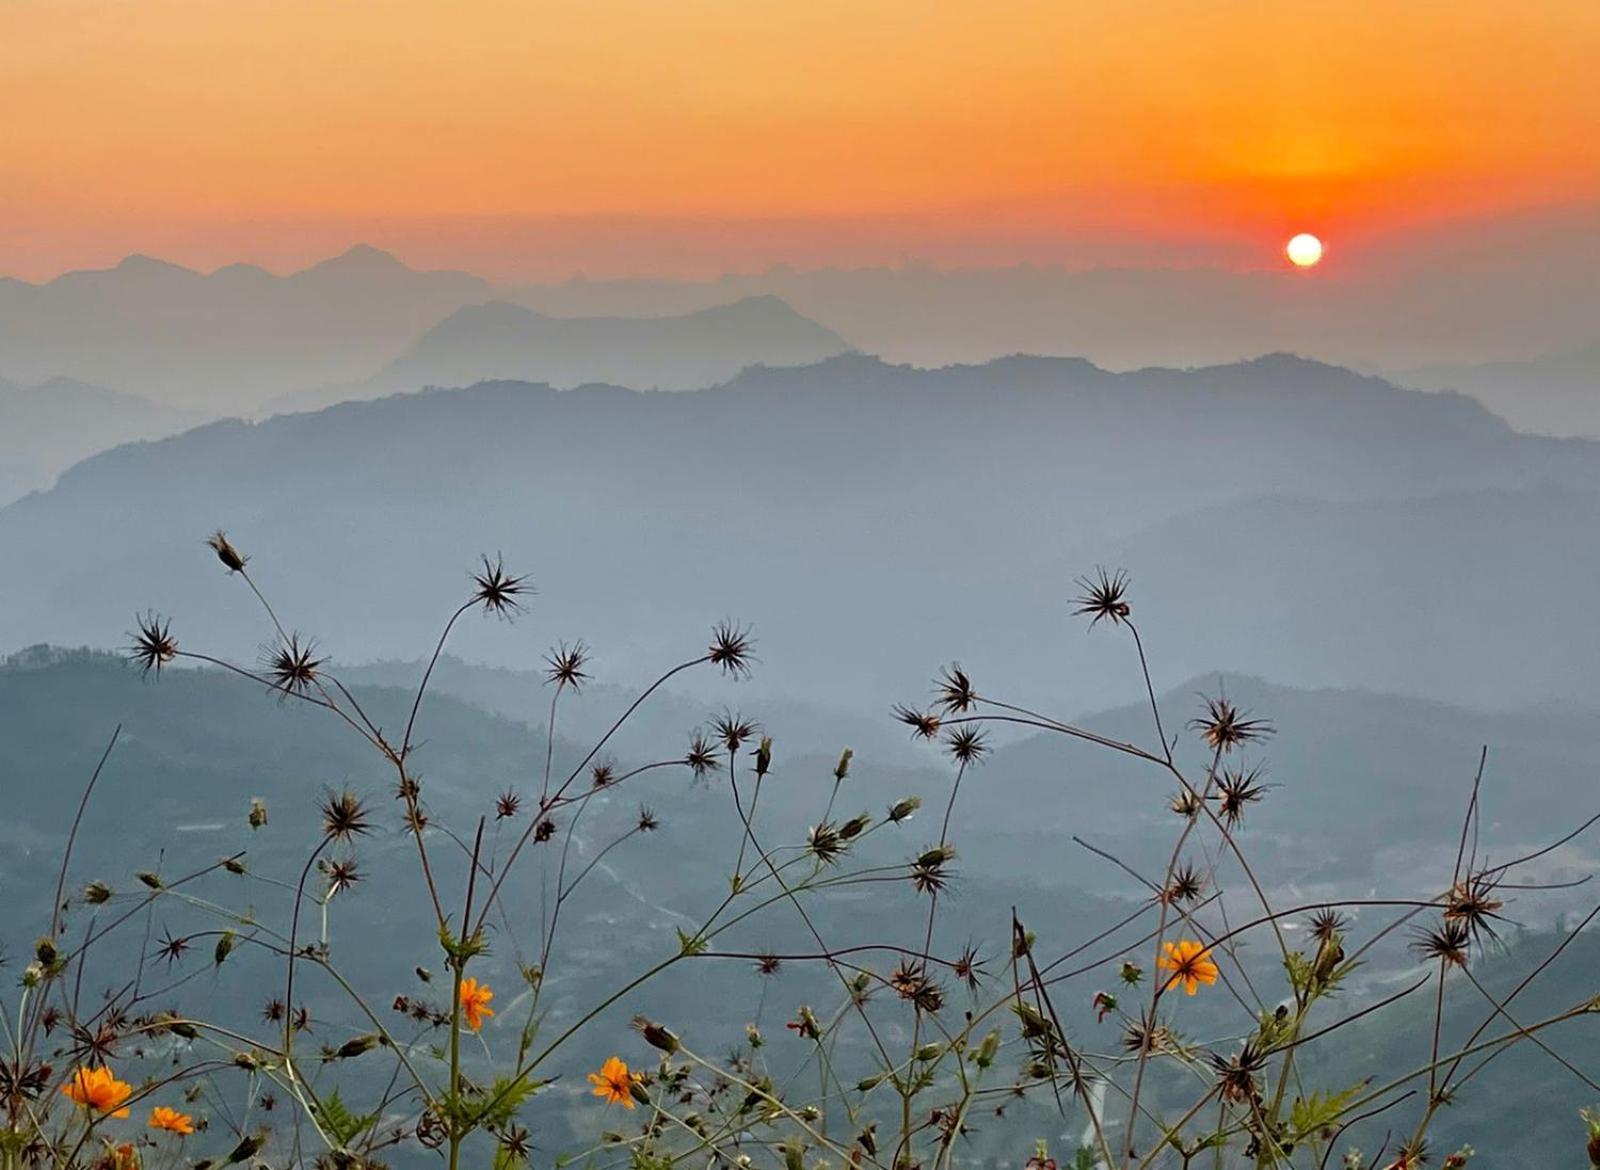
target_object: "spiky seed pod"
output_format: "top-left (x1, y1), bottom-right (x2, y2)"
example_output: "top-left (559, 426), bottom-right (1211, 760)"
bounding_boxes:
top-left (753, 735), bottom-right (773, 778)
top-left (1215, 764), bottom-right (1269, 829)
top-left (1412, 919), bottom-right (1472, 967)
top-left (1208, 1041), bottom-right (1268, 1103)
top-left (953, 943), bottom-right (985, 991)
top-left (892, 705), bottom-right (941, 740)
top-left (591, 762), bottom-right (616, 788)
top-left (1444, 873), bottom-right (1507, 948)
top-left (1309, 908), bottom-right (1347, 944)
top-left (319, 791), bottom-right (371, 841)
top-left (834, 748), bottom-right (854, 781)
top-left (708, 621), bottom-right (755, 677)
top-left (325, 858), bottom-right (362, 896)
top-left (1071, 567), bottom-right (1132, 627)
top-left (637, 806), bottom-right (659, 832)
top-left (713, 712), bottom-right (759, 754)
top-left (470, 554), bottom-right (532, 617)
top-left (543, 640), bottom-right (590, 689)
top-left (128, 612), bottom-right (179, 675)
top-left (685, 733), bottom-right (719, 779)
top-left (1189, 695), bottom-right (1274, 753)
top-left (1169, 787), bottom-right (1204, 819)
top-left (534, 817), bottom-right (556, 843)
top-left (248, 798), bottom-right (269, 829)
top-left (262, 633), bottom-right (325, 695)
top-left (495, 789), bottom-right (522, 820)
top-left (1164, 862), bottom-right (1207, 905)
top-left (807, 822), bottom-right (844, 864)
top-left (944, 726), bottom-right (988, 764)
top-left (207, 531), bottom-right (248, 573)
top-left (934, 664), bottom-right (976, 713)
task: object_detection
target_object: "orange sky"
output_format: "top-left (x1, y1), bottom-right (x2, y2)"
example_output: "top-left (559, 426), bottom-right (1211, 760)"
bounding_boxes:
top-left (3, 0), bottom-right (1598, 280)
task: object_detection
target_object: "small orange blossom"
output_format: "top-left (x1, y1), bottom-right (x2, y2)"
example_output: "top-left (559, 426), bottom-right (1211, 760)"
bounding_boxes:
top-left (459, 977), bottom-right (494, 1031)
top-left (588, 1056), bottom-right (635, 1109)
top-left (148, 1106), bottom-right (195, 1135)
top-left (62, 1065), bottom-right (133, 1118)
top-left (1157, 939), bottom-right (1219, 996)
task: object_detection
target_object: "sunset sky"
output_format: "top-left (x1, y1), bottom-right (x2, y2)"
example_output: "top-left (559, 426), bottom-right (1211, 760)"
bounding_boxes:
top-left (4, 0), bottom-right (1598, 280)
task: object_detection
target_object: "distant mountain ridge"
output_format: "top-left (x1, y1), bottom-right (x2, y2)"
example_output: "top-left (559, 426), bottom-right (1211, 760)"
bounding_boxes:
top-left (0, 245), bottom-right (490, 410)
top-left (0, 376), bottom-right (199, 506)
top-left (1398, 341), bottom-right (1600, 438)
top-left (1, 352), bottom-right (1595, 714)
top-left (264, 294), bottom-right (852, 413)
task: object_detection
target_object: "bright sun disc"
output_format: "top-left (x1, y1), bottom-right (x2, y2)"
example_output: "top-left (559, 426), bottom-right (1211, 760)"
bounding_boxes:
top-left (1286, 233), bottom-right (1324, 267)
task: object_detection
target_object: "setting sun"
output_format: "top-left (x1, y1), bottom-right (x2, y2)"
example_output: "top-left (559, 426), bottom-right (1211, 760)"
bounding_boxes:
top-left (1286, 233), bottom-right (1324, 267)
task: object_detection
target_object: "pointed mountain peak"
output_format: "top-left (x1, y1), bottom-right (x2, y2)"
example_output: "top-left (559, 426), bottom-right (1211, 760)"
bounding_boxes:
top-left (300, 244), bottom-right (413, 278)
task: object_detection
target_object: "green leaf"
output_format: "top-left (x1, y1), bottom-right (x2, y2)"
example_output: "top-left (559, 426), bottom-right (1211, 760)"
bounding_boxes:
top-left (314, 1087), bottom-right (378, 1147)
top-left (1289, 1083), bottom-right (1366, 1140)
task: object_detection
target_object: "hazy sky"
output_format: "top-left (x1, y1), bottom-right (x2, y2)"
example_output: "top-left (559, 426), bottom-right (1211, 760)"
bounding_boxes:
top-left (4, 0), bottom-right (1599, 280)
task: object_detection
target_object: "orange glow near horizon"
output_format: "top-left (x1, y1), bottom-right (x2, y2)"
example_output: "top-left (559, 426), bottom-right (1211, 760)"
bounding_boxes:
top-left (2, 0), bottom-right (1598, 280)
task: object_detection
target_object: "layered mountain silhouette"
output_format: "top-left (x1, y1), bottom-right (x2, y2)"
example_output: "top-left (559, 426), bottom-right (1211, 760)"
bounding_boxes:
top-left (0, 353), bottom-right (1594, 712)
top-left (264, 295), bottom-right (851, 413)
top-left (0, 246), bottom-right (489, 410)
top-left (0, 376), bottom-right (199, 505)
top-left (1398, 341), bottom-right (1600, 438)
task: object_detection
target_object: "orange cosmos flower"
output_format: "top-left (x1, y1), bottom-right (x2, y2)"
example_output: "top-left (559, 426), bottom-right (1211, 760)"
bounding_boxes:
top-left (588, 1056), bottom-right (635, 1109)
top-left (459, 977), bottom-right (494, 1031)
top-left (1157, 939), bottom-right (1219, 996)
top-left (110, 1142), bottom-right (140, 1170)
top-left (62, 1065), bottom-right (133, 1117)
top-left (148, 1106), bottom-right (195, 1135)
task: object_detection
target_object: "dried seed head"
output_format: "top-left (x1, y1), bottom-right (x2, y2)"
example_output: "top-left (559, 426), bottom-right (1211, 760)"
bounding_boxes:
top-left (1189, 694), bottom-right (1274, 753)
top-left (934, 664), bottom-right (976, 714)
top-left (207, 531), bottom-right (248, 573)
top-left (713, 711), bottom-right (760, 754)
top-left (1071, 567), bottom-right (1132, 627)
top-left (893, 704), bottom-right (942, 740)
top-left (128, 612), bottom-right (179, 676)
top-left (1168, 788), bottom-right (1204, 819)
top-left (708, 620), bottom-right (755, 678)
top-left (495, 789), bottom-right (522, 820)
top-left (1215, 764), bottom-right (1269, 829)
top-left (319, 790), bottom-right (372, 841)
top-left (325, 858), bottom-right (362, 896)
top-left (1163, 862), bottom-right (1206, 906)
top-left (943, 726), bottom-right (989, 765)
top-left (1444, 873), bottom-right (1507, 949)
top-left (685, 733), bottom-right (720, 779)
top-left (637, 806), bottom-right (659, 833)
top-left (1412, 919), bottom-right (1472, 968)
top-left (1308, 908), bottom-right (1347, 945)
top-left (1207, 1041), bottom-right (1268, 1104)
top-left (262, 633), bottom-right (324, 695)
top-left (632, 1016), bottom-right (680, 1053)
top-left (543, 640), bottom-right (590, 690)
top-left (470, 554), bottom-right (532, 617)
top-left (887, 796), bottom-right (922, 823)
